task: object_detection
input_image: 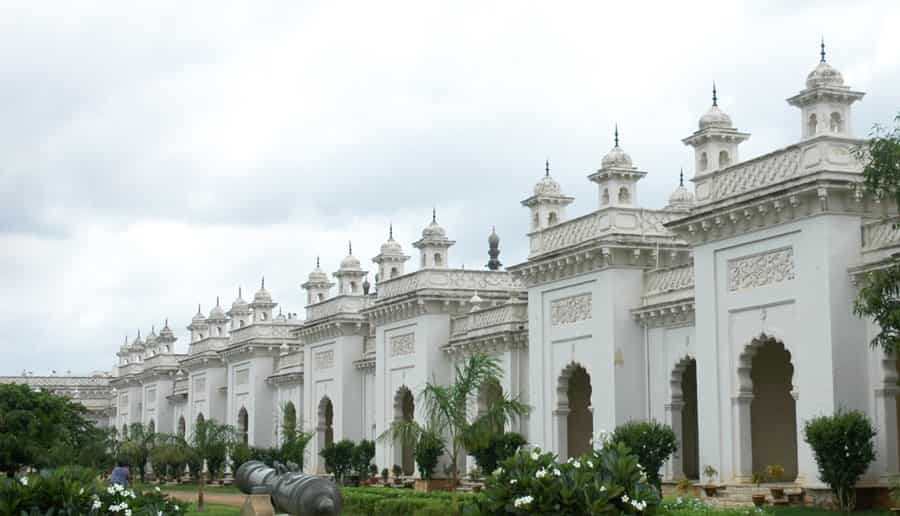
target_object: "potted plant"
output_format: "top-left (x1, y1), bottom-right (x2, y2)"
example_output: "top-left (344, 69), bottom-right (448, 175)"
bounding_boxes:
top-left (766, 464), bottom-right (785, 500)
top-left (414, 430), bottom-right (450, 492)
top-left (751, 472), bottom-right (766, 507)
top-left (392, 464), bottom-right (403, 486)
top-left (380, 467), bottom-right (389, 485)
top-left (676, 478), bottom-right (693, 496)
top-left (702, 465), bottom-right (719, 497)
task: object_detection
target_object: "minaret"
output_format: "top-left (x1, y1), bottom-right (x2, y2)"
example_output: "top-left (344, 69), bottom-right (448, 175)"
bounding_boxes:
top-left (249, 276), bottom-right (277, 323)
top-left (207, 296), bottom-right (229, 336)
top-left (157, 318), bottom-right (177, 353)
top-left (486, 227), bottom-right (502, 270)
top-left (372, 224), bottom-right (410, 282)
top-left (412, 209), bottom-right (455, 268)
top-left (666, 169), bottom-right (695, 211)
top-left (187, 305), bottom-right (208, 342)
top-left (333, 242), bottom-right (368, 295)
top-left (521, 160), bottom-right (574, 232)
top-left (682, 83), bottom-right (750, 175)
top-left (302, 257), bottom-right (334, 304)
top-left (588, 125), bottom-right (647, 207)
top-left (787, 40), bottom-right (864, 139)
top-left (227, 288), bottom-right (252, 330)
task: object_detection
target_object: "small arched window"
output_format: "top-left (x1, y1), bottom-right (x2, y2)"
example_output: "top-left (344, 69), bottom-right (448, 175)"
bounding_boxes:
top-left (260, 312), bottom-right (267, 321)
top-left (390, 267), bottom-right (399, 278)
top-left (177, 416), bottom-right (186, 439)
top-left (433, 253), bottom-right (442, 266)
top-left (699, 152), bottom-right (708, 171)
top-left (122, 424), bottom-right (128, 439)
top-left (602, 188), bottom-right (610, 205)
top-left (148, 419), bottom-right (155, 434)
top-left (617, 187), bottom-right (631, 204)
top-left (718, 150), bottom-right (731, 168)
top-left (239, 320), bottom-right (245, 328)
top-left (350, 281), bottom-right (358, 294)
top-left (237, 407), bottom-right (249, 445)
top-left (316, 293), bottom-right (324, 302)
top-left (548, 212), bottom-right (558, 226)
top-left (808, 113), bottom-right (818, 136)
top-left (199, 333), bottom-right (204, 340)
top-left (533, 212), bottom-right (540, 229)
top-left (217, 327), bottom-right (223, 336)
top-left (830, 112), bottom-right (843, 133)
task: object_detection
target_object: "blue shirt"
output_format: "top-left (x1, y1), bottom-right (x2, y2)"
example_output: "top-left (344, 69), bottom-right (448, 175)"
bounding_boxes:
top-left (110, 466), bottom-right (129, 486)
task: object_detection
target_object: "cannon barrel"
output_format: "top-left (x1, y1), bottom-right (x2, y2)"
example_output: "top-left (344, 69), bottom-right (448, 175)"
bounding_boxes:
top-left (235, 461), bottom-right (343, 516)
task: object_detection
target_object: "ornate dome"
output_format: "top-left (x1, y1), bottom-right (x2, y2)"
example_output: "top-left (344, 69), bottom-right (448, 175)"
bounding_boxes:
top-left (253, 285), bottom-right (272, 304)
top-left (698, 105), bottom-right (733, 130)
top-left (601, 145), bottom-right (633, 168)
top-left (806, 61), bottom-right (844, 89)
top-left (533, 174), bottom-right (561, 195)
top-left (308, 266), bottom-right (328, 283)
top-left (209, 298), bottom-right (226, 320)
top-left (159, 320), bottom-right (175, 339)
top-left (668, 170), bottom-right (695, 209)
top-left (230, 291), bottom-right (250, 313)
top-left (191, 307), bottom-right (206, 323)
top-left (380, 225), bottom-right (403, 255)
top-left (421, 220), bottom-right (447, 239)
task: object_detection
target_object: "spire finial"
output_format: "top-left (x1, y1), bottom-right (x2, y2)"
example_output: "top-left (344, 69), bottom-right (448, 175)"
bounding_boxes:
top-left (197, 303), bottom-right (201, 314)
top-left (545, 159), bottom-right (550, 177)
top-left (614, 124), bottom-right (620, 147)
top-left (432, 208), bottom-right (437, 223)
top-left (261, 276), bottom-right (265, 289)
top-left (679, 168), bottom-right (684, 187)
top-left (820, 36), bottom-right (826, 63)
top-left (316, 256), bottom-right (320, 268)
top-left (216, 296), bottom-right (220, 307)
top-left (389, 223), bottom-right (393, 240)
top-left (712, 82), bottom-right (718, 106)
top-left (137, 329), bottom-right (141, 339)
top-left (165, 317), bottom-right (168, 328)
top-left (152, 324), bottom-right (155, 334)
top-left (238, 286), bottom-right (242, 299)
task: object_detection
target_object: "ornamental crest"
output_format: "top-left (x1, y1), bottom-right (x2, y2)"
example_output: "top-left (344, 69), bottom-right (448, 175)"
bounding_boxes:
top-left (550, 293), bottom-right (592, 326)
top-left (315, 350), bottom-right (334, 369)
top-left (727, 247), bottom-right (795, 291)
top-left (390, 333), bottom-right (415, 357)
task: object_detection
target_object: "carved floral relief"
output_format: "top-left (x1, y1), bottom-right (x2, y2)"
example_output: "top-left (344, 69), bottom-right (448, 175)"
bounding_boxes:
top-left (390, 333), bottom-right (415, 357)
top-left (550, 293), bottom-right (592, 326)
top-left (727, 247), bottom-right (795, 291)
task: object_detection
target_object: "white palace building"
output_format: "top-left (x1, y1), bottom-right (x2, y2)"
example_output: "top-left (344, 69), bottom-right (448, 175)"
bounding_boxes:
top-left (30, 47), bottom-right (900, 489)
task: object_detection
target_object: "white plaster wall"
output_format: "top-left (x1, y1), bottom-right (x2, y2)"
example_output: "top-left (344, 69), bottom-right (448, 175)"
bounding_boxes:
top-left (227, 355), bottom-right (277, 448)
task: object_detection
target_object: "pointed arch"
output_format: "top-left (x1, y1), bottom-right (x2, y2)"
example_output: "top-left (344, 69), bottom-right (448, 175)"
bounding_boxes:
top-left (393, 386), bottom-right (415, 475)
top-left (556, 361), bottom-right (593, 460)
top-left (317, 396), bottom-right (334, 450)
top-left (177, 416), bottom-right (186, 439)
top-left (237, 407), bottom-right (249, 445)
top-left (669, 355), bottom-right (699, 480)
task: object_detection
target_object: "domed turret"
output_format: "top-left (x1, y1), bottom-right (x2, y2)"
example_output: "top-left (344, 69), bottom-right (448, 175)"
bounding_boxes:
top-left (521, 160), bottom-right (574, 234)
top-left (333, 242), bottom-right (368, 295)
top-left (373, 225), bottom-right (410, 282)
top-left (249, 277), bottom-right (277, 322)
top-left (698, 105), bottom-right (733, 130)
top-left (302, 257), bottom-right (334, 305)
top-left (339, 243), bottom-right (362, 271)
top-left (589, 126), bottom-right (647, 208)
top-left (188, 305), bottom-right (209, 342)
top-left (227, 288), bottom-right (251, 330)
top-left (788, 40), bottom-right (864, 140)
top-left (209, 297), bottom-right (227, 320)
top-left (667, 169), bottom-right (695, 211)
top-left (413, 210), bottom-right (455, 269)
top-left (253, 277), bottom-right (272, 304)
top-left (682, 84), bottom-right (750, 176)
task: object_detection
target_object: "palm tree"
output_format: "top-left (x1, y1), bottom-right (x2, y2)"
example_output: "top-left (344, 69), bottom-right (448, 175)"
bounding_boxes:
top-left (119, 422), bottom-right (158, 482)
top-left (381, 353), bottom-right (529, 488)
top-left (189, 419), bottom-right (235, 512)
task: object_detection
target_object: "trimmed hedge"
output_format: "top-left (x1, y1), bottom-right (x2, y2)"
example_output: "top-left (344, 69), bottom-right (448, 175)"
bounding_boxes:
top-left (341, 487), bottom-right (477, 516)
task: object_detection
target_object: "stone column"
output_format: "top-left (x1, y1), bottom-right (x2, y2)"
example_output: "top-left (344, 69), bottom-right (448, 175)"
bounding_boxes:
top-left (875, 384), bottom-right (900, 480)
top-left (553, 408), bottom-right (569, 459)
top-left (665, 400), bottom-right (685, 480)
top-left (731, 392), bottom-right (754, 483)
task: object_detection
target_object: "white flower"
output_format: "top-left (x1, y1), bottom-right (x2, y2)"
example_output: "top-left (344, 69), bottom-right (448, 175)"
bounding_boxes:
top-left (492, 467), bottom-right (503, 476)
top-left (587, 460), bottom-right (594, 468)
top-left (92, 500), bottom-right (103, 510)
top-left (552, 468), bottom-right (561, 476)
top-left (535, 469), bottom-right (547, 479)
top-left (107, 486), bottom-right (116, 495)
top-left (79, 487), bottom-right (84, 495)
top-left (571, 460), bottom-right (581, 469)
top-left (158, 511), bottom-right (164, 516)
top-left (19, 477), bottom-right (27, 486)
top-left (600, 485), bottom-right (607, 492)
top-left (622, 494), bottom-right (630, 503)
top-left (155, 486), bottom-right (161, 492)
top-left (513, 495), bottom-right (534, 508)
top-left (531, 451), bottom-right (540, 461)
top-left (125, 509), bottom-right (132, 516)
top-left (510, 478), bottom-right (517, 485)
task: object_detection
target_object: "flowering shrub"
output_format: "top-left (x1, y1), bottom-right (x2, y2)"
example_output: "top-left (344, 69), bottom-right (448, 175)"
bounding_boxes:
top-left (662, 496), bottom-right (770, 516)
top-left (476, 441), bottom-right (660, 515)
top-left (0, 467), bottom-right (187, 516)
top-left (611, 420), bottom-right (678, 489)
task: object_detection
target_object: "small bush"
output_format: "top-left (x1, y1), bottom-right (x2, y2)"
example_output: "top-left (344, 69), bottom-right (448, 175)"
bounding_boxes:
top-left (803, 410), bottom-right (876, 511)
top-left (414, 431), bottom-right (445, 480)
top-left (352, 440), bottom-right (376, 477)
top-left (611, 420), bottom-right (678, 490)
top-left (469, 432), bottom-right (527, 475)
top-left (477, 441), bottom-right (659, 515)
top-left (321, 439), bottom-right (356, 482)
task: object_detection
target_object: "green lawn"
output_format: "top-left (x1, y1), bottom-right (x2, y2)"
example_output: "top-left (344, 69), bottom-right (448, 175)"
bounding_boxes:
top-left (155, 482), bottom-right (241, 494)
top-left (770, 507), bottom-right (889, 516)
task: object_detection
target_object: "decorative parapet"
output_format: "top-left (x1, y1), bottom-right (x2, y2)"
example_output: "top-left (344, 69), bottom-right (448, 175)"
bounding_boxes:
top-left (641, 265), bottom-right (695, 306)
top-left (229, 322), bottom-right (298, 344)
top-left (306, 295), bottom-right (370, 322)
top-left (448, 301), bottom-right (527, 344)
top-left (188, 338), bottom-right (227, 356)
top-left (692, 135), bottom-right (862, 206)
top-left (172, 376), bottom-right (188, 395)
top-left (527, 207), bottom-right (680, 257)
top-left (141, 353), bottom-right (183, 371)
top-left (277, 351), bottom-right (304, 371)
top-left (376, 269), bottom-right (521, 300)
top-left (862, 218), bottom-right (900, 253)
top-left (362, 336), bottom-right (375, 355)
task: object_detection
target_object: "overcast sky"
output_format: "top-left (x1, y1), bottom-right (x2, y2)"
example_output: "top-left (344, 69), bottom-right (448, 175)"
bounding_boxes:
top-left (1, 1), bottom-right (898, 375)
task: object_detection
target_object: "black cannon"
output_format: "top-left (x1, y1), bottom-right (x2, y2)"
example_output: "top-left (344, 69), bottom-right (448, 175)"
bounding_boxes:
top-left (235, 461), bottom-right (343, 516)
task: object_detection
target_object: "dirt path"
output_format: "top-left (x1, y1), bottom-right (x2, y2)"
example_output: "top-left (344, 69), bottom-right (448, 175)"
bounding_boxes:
top-left (164, 490), bottom-right (245, 507)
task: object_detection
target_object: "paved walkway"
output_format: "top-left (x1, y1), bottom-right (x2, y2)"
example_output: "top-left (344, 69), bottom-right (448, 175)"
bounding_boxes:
top-left (164, 489), bottom-right (245, 507)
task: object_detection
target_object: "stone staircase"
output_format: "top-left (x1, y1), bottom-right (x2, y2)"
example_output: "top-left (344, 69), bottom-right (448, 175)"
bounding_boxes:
top-left (664, 482), bottom-right (807, 508)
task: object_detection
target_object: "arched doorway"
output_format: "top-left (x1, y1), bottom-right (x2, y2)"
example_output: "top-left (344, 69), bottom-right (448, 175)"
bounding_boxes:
top-left (237, 407), bottom-right (249, 445)
top-left (177, 416), bottom-right (186, 439)
top-left (394, 387), bottom-right (415, 475)
top-left (557, 363), bottom-right (592, 460)
top-left (318, 397), bottom-right (334, 449)
top-left (670, 357), bottom-right (699, 480)
top-left (148, 419), bottom-right (155, 435)
top-left (122, 424), bottom-right (128, 440)
top-left (745, 336), bottom-right (798, 480)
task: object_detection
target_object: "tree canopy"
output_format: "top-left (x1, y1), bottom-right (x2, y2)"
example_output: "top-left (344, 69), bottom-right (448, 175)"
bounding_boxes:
top-left (0, 383), bottom-right (97, 476)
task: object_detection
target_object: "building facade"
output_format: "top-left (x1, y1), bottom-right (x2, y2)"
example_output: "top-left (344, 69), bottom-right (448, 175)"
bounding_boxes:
top-left (79, 49), bottom-right (900, 487)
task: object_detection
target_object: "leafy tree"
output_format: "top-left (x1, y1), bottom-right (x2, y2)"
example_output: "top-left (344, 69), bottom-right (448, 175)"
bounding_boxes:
top-left (189, 418), bottom-right (235, 512)
top-left (414, 430), bottom-right (444, 480)
top-left (803, 410), bottom-right (876, 512)
top-left (0, 384), bottom-right (96, 476)
top-left (611, 420), bottom-right (678, 490)
top-left (380, 353), bottom-right (529, 488)
top-left (351, 440), bottom-right (376, 478)
top-left (469, 432), bottom-right (527, 476)
top-left (280, 404), bottom-right (313, 470)
top-left (320, 440), bottom-right (355, 483)
top-left (854, 114), bottom-right (900, 354)
top-left (118, 422), bottom-right (157, 482)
